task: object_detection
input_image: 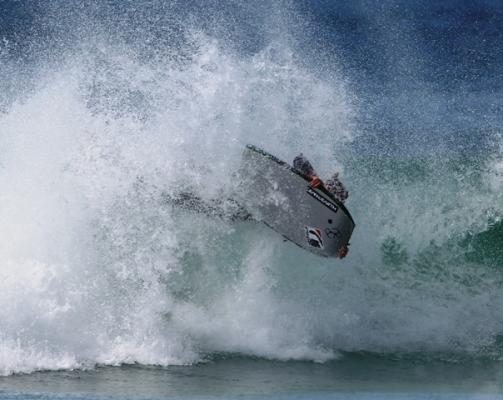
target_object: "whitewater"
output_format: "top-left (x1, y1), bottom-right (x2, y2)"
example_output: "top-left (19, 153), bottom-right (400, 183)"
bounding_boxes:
top-left (0, 0), bottom-right (502, 379)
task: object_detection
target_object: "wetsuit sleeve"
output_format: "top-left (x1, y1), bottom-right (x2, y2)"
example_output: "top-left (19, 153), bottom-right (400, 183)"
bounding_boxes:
top-left (293, 154), bottom-right (316, 177)
top-left (325, 174), bottom-right (349, 203)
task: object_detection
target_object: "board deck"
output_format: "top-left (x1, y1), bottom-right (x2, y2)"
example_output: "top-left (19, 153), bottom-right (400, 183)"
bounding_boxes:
top-left (235, 145), bottom-right (355, 258)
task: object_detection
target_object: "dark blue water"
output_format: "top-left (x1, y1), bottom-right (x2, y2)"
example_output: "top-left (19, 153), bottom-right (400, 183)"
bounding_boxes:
top-left (3, 1), bottom-right (503, 153)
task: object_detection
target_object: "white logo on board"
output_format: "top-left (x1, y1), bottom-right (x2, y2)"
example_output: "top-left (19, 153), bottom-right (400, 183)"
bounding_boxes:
top-left (305, 226), bottom-right (324, 249)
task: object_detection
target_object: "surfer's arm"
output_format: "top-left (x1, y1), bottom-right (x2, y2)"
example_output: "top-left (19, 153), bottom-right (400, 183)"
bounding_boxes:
top-left (292, 154), bottom-right (326, 189)
top-left (293, 154), bottom-right (317, 178)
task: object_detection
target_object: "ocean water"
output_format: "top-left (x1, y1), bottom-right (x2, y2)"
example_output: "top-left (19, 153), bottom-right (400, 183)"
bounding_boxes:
top-left (0, 0), bottom-right (502, 398)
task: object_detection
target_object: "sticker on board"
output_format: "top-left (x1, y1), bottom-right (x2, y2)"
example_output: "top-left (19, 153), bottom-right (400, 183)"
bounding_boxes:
top-left (305, 226), bottom-right (324, 249)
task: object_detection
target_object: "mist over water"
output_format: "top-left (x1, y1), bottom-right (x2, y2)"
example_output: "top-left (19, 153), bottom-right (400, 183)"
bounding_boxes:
top-left (0, 0), bottom-right (502, 376)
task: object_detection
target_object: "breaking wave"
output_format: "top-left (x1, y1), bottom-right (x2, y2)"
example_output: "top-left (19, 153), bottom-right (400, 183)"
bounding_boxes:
top-left (0, 0), bottom-right (502, 375)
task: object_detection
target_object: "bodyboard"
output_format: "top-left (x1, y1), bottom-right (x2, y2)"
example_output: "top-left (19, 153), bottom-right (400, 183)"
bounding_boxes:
top-left (236, 145), bottom-right (355, 258)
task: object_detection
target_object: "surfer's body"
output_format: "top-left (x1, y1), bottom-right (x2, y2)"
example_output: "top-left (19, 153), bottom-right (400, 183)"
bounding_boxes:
top-left (293, 154), bottom-right (348, 204)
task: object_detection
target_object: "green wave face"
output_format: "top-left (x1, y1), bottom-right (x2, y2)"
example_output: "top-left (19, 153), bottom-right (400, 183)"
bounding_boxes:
top-left (344, 153), bottom-right (503, 271)
top-left (462, 219), bottom-right (503, 269)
